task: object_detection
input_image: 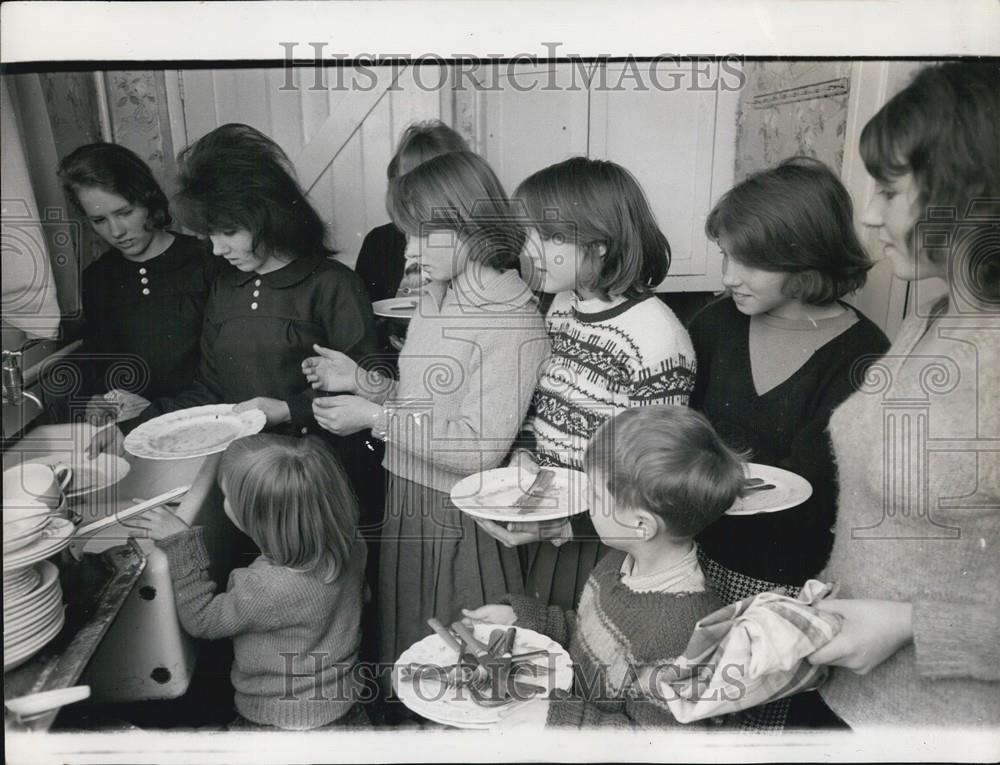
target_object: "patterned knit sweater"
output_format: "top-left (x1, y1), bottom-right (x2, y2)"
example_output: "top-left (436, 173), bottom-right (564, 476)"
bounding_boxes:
top-left (524, 292), bottom-right (696, 469)
top-left (820, 308), bottom-right (1000, 729)
top-left (157, 528), bottom-right (366, 730)
top-left (508, 550), bottom-right (721, 729)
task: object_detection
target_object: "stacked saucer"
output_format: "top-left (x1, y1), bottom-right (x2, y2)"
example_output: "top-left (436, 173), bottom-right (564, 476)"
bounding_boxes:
top-left (3, 517), bottom-right (74, 670)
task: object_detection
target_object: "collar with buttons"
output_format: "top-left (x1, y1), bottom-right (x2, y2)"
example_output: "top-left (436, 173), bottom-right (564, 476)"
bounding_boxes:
top-left (228, 253), bottom-right (328, 289)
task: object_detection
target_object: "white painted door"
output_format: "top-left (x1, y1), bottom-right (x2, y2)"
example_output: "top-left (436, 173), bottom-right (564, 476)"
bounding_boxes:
top-left (475, 62), bottom-right (738, 292)
top-left (167, 65), bottom-right (444, 268)
top-left (476, 64), bottom-right (590, 194)
top-left (590, 62), bottom-right (738, 291)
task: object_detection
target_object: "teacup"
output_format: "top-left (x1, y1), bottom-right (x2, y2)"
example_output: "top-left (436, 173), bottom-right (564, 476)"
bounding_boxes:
top-left (2, 462), bottom-right (73, 509)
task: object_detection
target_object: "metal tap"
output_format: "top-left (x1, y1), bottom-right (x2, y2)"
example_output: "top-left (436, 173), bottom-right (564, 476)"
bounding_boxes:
top-left (2, 338), bottom-right (47, 409)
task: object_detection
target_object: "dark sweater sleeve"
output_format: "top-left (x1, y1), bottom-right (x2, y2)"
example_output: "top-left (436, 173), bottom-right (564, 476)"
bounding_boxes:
top-left (779, 326), bottom-right (890, 503)
top-left (685, 299), bottom-right (720, 412)
top-left (122, 288), bottom-right (223, 431)
top-left (285, 265), bottom-right (380, 431)
top-left (504, 593), bottom-right (575, 647)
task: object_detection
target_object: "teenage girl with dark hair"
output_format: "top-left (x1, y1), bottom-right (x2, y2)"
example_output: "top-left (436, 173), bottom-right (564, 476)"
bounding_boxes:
top-left (100, 123), bottom-right (378, 438)
top-left (59, 142), bottom-right (214, 406)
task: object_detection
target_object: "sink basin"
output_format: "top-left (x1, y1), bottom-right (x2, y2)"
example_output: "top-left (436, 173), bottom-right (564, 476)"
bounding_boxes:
top-left (5, 422), bottom-right (235, 703)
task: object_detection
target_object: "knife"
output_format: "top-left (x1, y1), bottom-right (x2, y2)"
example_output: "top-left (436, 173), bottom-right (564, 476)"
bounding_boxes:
top-left (67, 485), bottom-right (190, 560)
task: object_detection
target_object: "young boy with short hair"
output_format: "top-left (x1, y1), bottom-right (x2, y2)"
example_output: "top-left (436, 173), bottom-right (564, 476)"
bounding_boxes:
top-left (464, 405), bottom-right (746, 728)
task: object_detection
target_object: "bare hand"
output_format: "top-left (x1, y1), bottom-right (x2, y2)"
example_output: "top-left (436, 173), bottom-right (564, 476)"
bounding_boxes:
top-left (86, 390), bottom-right (150, 425)
top-left (474, 517), bottom-right (572, 549)
top-left (234, 397), bottom-right (289, 427)
top-left (807, 599), bottom-right (913, 674)
top-left (86, 424), bottom-right (125, 458)
top-left (461, 604), bottom-right (516, 627)
top-left (312, 395), bottom-right (381, 436)
top-left (125, 505), bottom-right (190, 541)
top-left (301, 345), bottom-right (360, 394)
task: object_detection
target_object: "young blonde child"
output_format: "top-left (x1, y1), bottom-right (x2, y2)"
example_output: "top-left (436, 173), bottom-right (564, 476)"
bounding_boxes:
top-left (464, 405), bottom-right (746, 729)
top-left (131, 434), bottom-right (369, 730)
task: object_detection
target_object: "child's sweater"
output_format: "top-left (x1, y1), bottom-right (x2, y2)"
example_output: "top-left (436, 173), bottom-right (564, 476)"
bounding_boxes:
top-left (508, 550), bottom-right (721, 729)
top-left (157, 528), bottom-right (366, 730)
top-left (526, 292), bottom-right (696, 469)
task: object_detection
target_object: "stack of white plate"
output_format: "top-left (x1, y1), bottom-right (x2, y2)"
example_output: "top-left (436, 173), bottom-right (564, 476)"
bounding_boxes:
top-left (4, 561), bottom-right (65, 670)
top-left (3, 516), bottom-right (74, 670)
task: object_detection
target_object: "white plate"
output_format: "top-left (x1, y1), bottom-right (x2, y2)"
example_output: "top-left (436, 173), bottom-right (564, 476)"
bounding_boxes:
top-left (5, 595), bottom-right (62, 635)
top-left (21, 454), bottom-right (131, 499)
top-left (2, 518), bottom-right (75, 572)
top-left (3, 515), bottom-right (52, 552)
top-left (451, 467), bottom-right (590, 523)
top-left (123, 404), bottom-right (266, 460)
top-left (393, 622), bottom-right (573, 729)
top-left (726, 463), bottom-right (813, 516)
top-left (5, 587), bottom-right (60, 623)
top-left (372, 297), bottom-right (419, 319)
top-left (4, 607), bottom-right (65, 670)
top-left (5, 562), bottom-right (59, 609)
top-left (3, 566), bottom-right (41, 599)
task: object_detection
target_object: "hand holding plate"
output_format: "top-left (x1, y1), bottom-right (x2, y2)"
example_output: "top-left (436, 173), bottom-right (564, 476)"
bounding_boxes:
top-left (235, 397), bottom-right (289, 427)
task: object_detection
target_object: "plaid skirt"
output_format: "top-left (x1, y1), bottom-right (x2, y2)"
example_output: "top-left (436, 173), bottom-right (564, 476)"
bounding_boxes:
top-left (697, 549), bottom-right (803, 733)
top-left (377, 473), bottom-right (524, 669)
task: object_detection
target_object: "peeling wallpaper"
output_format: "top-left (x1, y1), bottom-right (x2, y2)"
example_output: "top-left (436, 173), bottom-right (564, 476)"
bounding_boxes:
top-left (735, 62), bottom-right (852, 179)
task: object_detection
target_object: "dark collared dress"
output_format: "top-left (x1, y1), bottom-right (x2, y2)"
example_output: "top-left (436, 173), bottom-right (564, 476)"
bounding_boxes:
top-left (77, 232), bottom-right (215, 402)
top-left (135, 252), bottom-right (378, 434)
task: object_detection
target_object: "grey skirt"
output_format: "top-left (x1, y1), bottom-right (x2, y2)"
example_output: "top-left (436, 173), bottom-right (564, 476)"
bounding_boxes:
top-left (378, 473), bottom-right (524, 668)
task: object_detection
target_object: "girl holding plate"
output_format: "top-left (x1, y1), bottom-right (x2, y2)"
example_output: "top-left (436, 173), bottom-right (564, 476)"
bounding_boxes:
top-left (92, 123), bottom-right (378, 447)
top-left (302, 150), bottom-right (550, 673)
top-left (688, 158), bottom-right (889, 609)
top-left (474, 157), bottom-right (698, 613)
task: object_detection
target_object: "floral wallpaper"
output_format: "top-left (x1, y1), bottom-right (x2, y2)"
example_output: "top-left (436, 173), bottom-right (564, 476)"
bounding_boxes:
top-left (735, 61), bottom-right (852, 179)
top-left (106, 71), bottom-right (176, 191)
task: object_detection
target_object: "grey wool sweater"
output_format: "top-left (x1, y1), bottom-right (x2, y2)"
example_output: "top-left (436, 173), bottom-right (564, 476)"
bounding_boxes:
top-left (821, 307), bottom-right (1000, 729)
top-left (379, 267), bottom-right (551, 493)
top-left (158, 527), bottom-right (366, 729)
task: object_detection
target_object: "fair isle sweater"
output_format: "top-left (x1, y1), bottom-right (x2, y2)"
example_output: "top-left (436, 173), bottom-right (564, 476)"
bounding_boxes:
top-left (157, 528), bottom-right (366, 730)
top-left (524, 292), bottom-right (696, 469)
top-left (821, 307), bottom-right (1000, 729)
top-left (379, 267), bottom-right (550, 493)
top-left (508, 550), bottom-right (721, 729)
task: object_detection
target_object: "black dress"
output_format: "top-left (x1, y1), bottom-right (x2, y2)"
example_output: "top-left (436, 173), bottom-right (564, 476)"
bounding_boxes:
top-left (688, 298), bottom-right (890, 601)
top-left (134, 252), bottom-right (378, 434)
top-left (76, 232), bottom-right (215, 402)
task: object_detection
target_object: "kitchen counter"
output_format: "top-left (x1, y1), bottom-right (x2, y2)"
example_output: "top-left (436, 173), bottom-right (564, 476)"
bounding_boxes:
top-left (3, 422), bottom-right (236, 717)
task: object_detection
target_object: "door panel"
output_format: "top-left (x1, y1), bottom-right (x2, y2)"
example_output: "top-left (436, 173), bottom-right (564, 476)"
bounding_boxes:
top-left (590, 62), bottom-right (738, 290)
top-left (175, 65), bottom-right (442, 268)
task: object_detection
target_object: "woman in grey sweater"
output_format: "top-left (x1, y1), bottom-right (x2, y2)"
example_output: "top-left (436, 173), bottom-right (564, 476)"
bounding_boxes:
top-left (807, 61), bottom-right (1000, 730)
